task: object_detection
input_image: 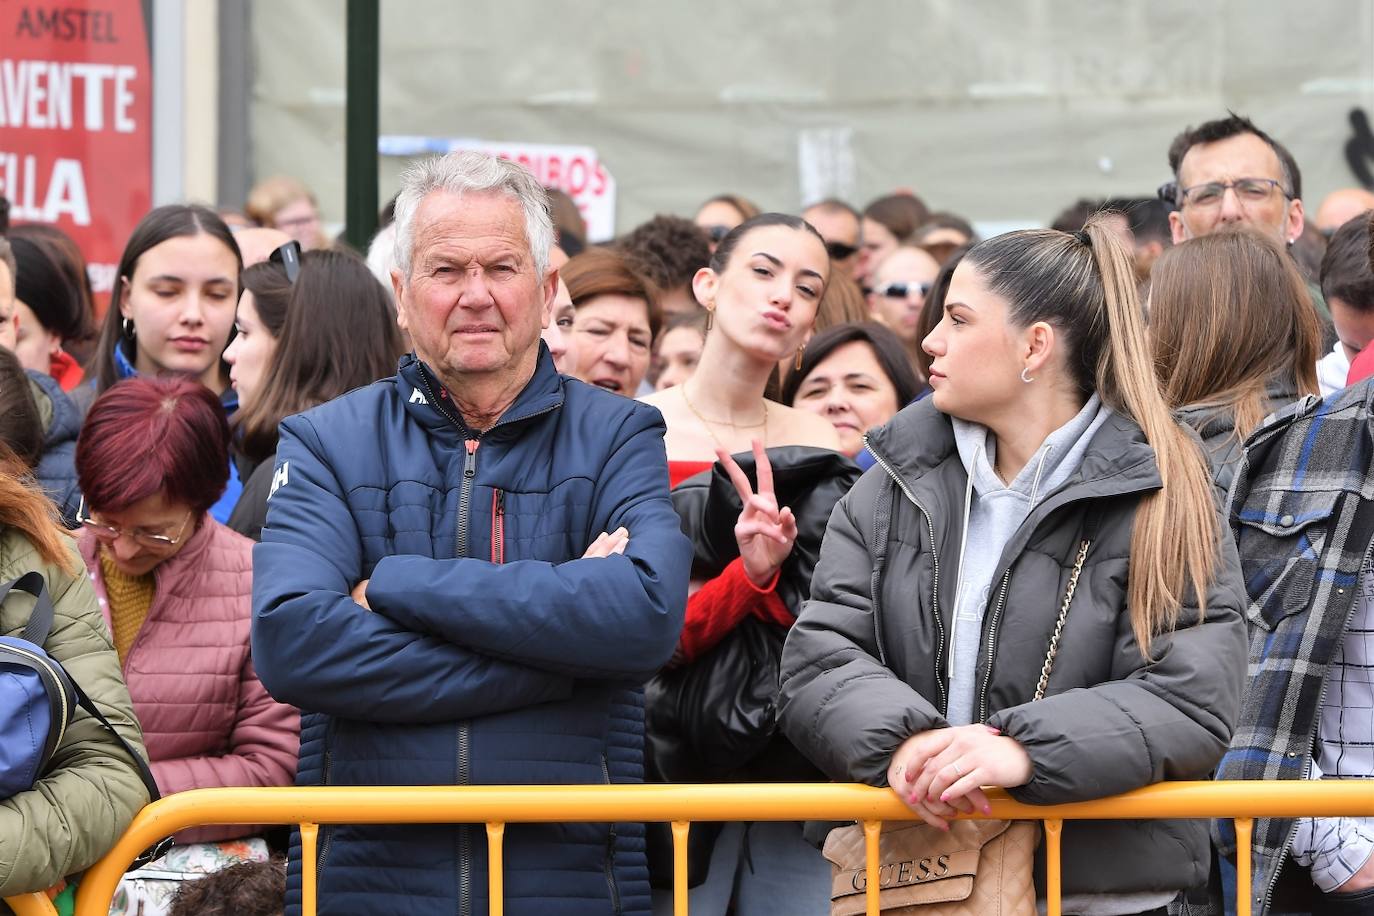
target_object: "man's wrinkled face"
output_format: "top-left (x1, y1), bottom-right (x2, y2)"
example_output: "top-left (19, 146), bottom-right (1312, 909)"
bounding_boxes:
top-left (1170, 132), bottom-right (1303, 245)
top-left (392, 190), bottom-right (556, 385)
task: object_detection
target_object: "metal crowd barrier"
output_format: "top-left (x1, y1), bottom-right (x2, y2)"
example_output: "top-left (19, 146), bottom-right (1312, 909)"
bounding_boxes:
top-left (4, 781), bottom-right (1369, 916)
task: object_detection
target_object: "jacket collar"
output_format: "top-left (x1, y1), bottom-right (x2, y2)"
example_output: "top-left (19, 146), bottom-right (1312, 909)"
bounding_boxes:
top-left (25, 369), bottom-right (81, 448)
top-left (394, 342), bottom-right (564, 438)
top-left (865, 396), bottom-right (1163, 509)
top-left (109, 340), bottom-right (238, 415)
top-left (79, 512), bottom-right (220, 599)
top-left (1173, 372), bottom-right (1302, 443)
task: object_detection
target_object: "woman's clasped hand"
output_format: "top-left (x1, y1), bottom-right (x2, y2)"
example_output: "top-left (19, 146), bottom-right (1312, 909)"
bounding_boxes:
top-left (886, 724), bottom-right (1033, 829)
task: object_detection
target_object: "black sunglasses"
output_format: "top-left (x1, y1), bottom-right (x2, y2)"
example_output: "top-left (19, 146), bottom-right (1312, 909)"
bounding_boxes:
top-left (875, 281), bottom-right (932, 300)
top-left (268, 240), bottom-right (302, 284)
top-left (825, 240), bottom-right (859, 261)
top-left (703, 224), bottom-right (732, 243)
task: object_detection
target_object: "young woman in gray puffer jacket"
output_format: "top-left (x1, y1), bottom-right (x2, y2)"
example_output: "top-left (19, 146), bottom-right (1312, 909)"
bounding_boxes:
top-left (778, 216), bottom-right (1250, 916)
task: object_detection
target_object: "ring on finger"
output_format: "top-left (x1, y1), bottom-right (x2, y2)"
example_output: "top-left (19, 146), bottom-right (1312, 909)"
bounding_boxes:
top-left (949, 761), bottom-right (964, 777)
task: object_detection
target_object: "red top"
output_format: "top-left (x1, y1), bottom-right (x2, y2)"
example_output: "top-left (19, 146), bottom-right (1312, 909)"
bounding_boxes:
top-left (49, 349), bottom-right (84, 391)
top-left (668, 459), bottom-right (714, 488)
top-left (677, 556), bottom-right (794, 664)
top-left (668, 459), bottom-right (795, 663)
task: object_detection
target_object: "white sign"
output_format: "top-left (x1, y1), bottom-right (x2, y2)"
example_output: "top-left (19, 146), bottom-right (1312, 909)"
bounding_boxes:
top-left (380, 136), bottom-right (617, 242)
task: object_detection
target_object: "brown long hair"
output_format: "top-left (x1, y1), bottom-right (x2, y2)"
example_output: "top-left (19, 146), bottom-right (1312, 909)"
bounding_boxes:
top-left (964, 216), bottom-right (1218, 657)
top-left (0, 446), bottom-right (74, 574)
top-left (234, 249), bottom-right (404, 463)
top-left (1149, 228), bottom-right (1321, 443)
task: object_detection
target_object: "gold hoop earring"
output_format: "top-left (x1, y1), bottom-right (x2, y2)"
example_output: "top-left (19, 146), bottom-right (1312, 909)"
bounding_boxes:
top-left (795, 345), bottom-right (806, 371)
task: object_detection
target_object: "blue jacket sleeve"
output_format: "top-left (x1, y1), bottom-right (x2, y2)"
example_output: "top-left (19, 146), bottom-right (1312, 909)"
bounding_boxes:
top-left (366, 406), bottom-right (691, 682)
top-left (251, 415), bottom-right (575, 723)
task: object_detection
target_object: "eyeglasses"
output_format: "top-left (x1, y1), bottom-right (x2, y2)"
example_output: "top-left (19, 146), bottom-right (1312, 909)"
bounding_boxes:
top-left (268, 240), bottom-right (302, 284)
top-left (826, 241), bottom-right (859, 261)
top-left (1179, 178), bottom-right (1291, 210)
top-left (76, 498), bottom-right (195, 549)
top-left (703, 224), bottom-right (732, 243)
top-left (875, 281), bottom-right (932, 300)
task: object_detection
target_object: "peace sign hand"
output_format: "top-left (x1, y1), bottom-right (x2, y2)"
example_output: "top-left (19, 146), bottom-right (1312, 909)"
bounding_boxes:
top-left (717, 440), bottom-right (798, 589)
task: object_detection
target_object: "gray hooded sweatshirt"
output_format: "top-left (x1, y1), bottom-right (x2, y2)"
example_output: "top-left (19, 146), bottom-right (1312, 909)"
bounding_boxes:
top-left (945, 395), bottom-right (1112, 726)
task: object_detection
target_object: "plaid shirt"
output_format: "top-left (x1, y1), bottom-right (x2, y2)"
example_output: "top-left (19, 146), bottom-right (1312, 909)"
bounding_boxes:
top-left (1216, 380), bottom-right (1374, 915)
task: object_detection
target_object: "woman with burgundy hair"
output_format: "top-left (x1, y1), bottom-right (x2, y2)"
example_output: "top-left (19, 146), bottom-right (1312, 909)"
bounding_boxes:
top-left (74, 376), bottom-right (298, 907)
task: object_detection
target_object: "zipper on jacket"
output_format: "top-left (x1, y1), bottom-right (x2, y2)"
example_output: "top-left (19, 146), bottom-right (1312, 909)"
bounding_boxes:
top-left (317, 723), bottom-right (335, 875)
top-left (976, 572), bottom-right (1013, 723)
top-left (5, 643), bottom-right (71, 747)
top-left (867, 443), bottom-right (949, 713)
top-left (458, 439), bottom-right (479, 557)
top-left (601, 755), bottom-right (623, 915)
top-left (491, 490), bottom-right (505, 564)
top-left (458, 720), bottom-right (471, 916)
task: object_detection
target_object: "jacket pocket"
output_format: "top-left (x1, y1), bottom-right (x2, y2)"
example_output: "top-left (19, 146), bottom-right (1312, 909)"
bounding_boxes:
top-left (1233, 498), bottom-right (1334, 630)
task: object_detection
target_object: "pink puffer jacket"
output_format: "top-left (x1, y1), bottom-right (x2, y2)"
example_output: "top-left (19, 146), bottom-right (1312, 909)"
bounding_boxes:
top-left (80, 516), bottom-right (299, 841)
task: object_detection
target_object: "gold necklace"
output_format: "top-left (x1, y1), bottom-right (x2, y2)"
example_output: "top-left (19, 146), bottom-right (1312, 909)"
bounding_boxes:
top-left (680, 384), bottom-right (768, 452)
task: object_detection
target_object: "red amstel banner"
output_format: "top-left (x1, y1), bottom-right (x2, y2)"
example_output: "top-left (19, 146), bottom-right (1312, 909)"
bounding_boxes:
top-left (0, 0), bottom-right (153, 308)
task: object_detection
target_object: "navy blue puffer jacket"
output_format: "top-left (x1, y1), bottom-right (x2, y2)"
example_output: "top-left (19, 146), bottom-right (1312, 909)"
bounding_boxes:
top-left (252, 350), bottom-right (692, 916)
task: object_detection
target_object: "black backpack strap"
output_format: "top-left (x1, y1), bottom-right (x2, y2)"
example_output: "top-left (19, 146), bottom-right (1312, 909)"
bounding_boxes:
top-left (0, 572), bottom-right (57, 646)
top-left (69, 678), bottom-right (175, 867)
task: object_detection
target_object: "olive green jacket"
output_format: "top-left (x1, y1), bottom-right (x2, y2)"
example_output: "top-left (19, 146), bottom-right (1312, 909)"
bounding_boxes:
top-left (0, 526), bottom-right (150, 900)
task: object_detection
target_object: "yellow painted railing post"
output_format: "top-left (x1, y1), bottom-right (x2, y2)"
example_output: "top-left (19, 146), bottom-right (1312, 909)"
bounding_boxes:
top-left (4, 893), bottom-right (59, 916)
top-left (487, 822), bottom-right (505, 916)
top-left (863, 819), bottom-right (881, 916)
top-left (299, 821), bottom-right (319, 916)
top-left (1235, 817), bottom-right (1253, 916)
top-left (671, 820), bottom-right (690, 916)
top-left (1044, 818), bottom-right (1063, 916)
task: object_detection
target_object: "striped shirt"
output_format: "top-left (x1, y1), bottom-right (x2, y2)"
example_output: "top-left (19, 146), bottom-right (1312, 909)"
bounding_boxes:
top-left (1289, 553), bottom-right (1374, 892)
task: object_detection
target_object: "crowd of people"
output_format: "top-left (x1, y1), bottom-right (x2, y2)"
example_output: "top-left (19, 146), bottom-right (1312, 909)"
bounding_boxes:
top-left (0, 110), bottom-right (1372, 916)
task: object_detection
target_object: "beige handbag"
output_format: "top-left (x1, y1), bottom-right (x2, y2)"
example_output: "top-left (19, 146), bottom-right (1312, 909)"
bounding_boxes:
top-left (822, 535), bottom-right (1094, 916)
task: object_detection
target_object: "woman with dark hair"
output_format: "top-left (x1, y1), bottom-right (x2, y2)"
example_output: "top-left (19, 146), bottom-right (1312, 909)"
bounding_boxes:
top-left (6, 229), bottom-right (93, 388)
top-left (563, 246), bottom-right (661, 396)
top-left (224, 248), bottom-right (404, 541)
top-left (1148, 228), bottom-right (1322, 493)
top-left (641, 214), bottom-right (854, 915)
top-left (781, 321), bottom-right (920, 459)
top-left (0, 348), bottom-right (82, 527)
top-left (780, 217), bottom-right (1248, 916)
top-left (83, 205), bottom-right (245, 522)
top-left (0, 446), bottom-right (149, 908)
top-left (74, 375), bottom-right (298, 911)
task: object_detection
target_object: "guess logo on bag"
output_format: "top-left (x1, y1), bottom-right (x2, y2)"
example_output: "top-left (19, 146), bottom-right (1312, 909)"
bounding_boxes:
top-left (849, 854), bottom-right (952, 891)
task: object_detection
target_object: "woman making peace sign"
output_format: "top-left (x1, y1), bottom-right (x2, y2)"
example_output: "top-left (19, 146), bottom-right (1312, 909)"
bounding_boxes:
top-left (641, 214), bottom-right (858, 916)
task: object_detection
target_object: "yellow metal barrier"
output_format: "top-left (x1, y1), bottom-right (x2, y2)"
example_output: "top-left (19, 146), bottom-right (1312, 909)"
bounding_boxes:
top-left (9, 780), bottom-right (1360, 916)
top-left (4, 892), bottom-right (57, 916)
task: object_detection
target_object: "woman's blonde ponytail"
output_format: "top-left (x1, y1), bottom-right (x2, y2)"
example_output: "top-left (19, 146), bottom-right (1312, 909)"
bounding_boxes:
top-left (1083, 217), bottom-right (1218, 656)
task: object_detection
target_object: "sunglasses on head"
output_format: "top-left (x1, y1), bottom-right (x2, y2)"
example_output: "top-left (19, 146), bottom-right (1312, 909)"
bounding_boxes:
top-left (268, 240), bottom-right (302, 284)
top-left (825, 240), bottom-right (859, 261)
top-left (703, 224), bottom-right (732, 243)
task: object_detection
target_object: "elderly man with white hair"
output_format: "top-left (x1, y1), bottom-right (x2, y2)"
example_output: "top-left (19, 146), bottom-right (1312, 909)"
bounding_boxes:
top-left (252, 151), bottom-right (691, 916)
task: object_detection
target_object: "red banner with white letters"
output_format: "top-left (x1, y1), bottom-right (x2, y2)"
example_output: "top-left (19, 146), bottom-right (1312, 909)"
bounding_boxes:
top-left (0, 0), bottom-right (153, 311)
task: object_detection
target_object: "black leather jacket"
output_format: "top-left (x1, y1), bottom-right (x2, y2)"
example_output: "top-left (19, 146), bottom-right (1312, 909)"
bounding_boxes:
top-left (647, 446), bottom-right (860, 782)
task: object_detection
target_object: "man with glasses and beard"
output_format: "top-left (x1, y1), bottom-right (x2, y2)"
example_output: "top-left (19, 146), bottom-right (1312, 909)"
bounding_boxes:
top-left (802, 198), bottom-right (863, 278)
